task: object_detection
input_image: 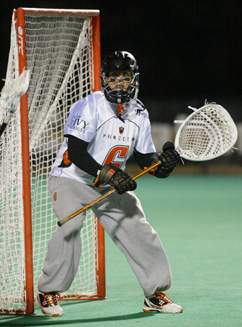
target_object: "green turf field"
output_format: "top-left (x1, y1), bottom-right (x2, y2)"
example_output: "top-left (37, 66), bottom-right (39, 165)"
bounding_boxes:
top-left (0, 174), bottom-right (241, 327)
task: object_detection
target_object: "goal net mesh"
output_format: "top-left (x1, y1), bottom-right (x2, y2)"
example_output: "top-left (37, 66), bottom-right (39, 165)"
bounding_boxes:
top-left (0, 11), bottom-right (100, 314)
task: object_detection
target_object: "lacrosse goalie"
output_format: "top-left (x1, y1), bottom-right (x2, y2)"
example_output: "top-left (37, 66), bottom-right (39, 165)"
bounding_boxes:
top-left (35, 51), bottom-right (183, 317)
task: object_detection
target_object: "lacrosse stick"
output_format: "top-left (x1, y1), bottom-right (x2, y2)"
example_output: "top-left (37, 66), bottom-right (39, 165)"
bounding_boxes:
top-left (0, 69), bottom-right (30, 137)
top-left (174, 102), bottom-right (238, 161)
top-left (57, 161), bottom-right (161, 226)
top-left (58, 102), bottom-right (237, 227)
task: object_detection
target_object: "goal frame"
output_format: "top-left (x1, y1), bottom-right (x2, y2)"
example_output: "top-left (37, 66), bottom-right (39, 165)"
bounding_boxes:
top-left (5, 7), bottom-right (105, 315)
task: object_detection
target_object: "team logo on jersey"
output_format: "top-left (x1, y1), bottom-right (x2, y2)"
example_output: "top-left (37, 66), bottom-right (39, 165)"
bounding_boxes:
top-left (136, 109), bottom-right (143, 115)
top-left (119, 127), bottom-right (124, 134)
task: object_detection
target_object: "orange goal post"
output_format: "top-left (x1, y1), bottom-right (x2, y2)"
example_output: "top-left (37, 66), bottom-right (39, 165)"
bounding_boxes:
top-left (0, 7), bottom-right (105, 315)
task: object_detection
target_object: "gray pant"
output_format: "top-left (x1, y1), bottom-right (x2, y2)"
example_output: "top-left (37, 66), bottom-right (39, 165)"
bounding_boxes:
top-left (38, 176), bottom-right (172, 298)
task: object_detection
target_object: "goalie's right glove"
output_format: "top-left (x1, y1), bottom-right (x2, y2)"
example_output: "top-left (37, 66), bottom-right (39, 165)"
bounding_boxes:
top-left (155, 141), bottom-right (180, 178)
top-left (94, 164), bottom-right (137, 194)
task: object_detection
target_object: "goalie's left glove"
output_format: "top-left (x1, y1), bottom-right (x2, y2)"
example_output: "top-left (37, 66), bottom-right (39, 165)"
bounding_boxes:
top-left (155, 141), bottom-right (180, 178)
top-left (94, 164), bottom-right (137, 194)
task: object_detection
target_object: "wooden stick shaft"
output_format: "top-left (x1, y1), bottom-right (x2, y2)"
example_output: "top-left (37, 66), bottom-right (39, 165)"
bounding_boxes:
top-left (58, 161), bottom-right (161, 226)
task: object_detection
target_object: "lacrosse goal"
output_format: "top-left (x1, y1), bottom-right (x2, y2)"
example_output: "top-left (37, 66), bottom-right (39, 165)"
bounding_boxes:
top-left (0, 8), bottom-right (105, 315)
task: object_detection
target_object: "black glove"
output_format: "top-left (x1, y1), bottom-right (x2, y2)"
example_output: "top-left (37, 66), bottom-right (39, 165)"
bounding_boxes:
top-left (94, 164), bottom-right (137, 194)
top-left (155, 141), bottom-right (180, 178)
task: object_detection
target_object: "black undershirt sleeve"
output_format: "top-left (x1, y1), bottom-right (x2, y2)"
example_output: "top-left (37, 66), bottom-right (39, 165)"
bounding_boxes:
top-left (133, 148), bottom-right (158, 170)
top-left (66, 135), bottom-right (102, 177)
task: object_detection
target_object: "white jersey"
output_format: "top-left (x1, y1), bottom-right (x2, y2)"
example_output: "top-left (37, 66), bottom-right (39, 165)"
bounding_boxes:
top-left (51, 91), bottom-right (156, 185)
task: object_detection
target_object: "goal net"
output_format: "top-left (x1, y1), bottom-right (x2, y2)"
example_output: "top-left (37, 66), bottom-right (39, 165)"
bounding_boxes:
top-left (0, 8), bottom-right (105, 315)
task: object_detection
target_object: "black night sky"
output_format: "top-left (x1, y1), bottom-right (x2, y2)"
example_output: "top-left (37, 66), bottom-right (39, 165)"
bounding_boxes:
top-left (1, 0), bottom-right (241, 123)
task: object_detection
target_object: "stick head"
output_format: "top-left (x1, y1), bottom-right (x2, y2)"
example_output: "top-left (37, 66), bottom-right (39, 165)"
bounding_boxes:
top-left (0, 69), bottom-right (30, 116)
top-left (1, 69), bottom-right (30, 98)
top-left (12, 69), bottom-right (30, 97)
top-left (174, 103), bottom-right (238, 161)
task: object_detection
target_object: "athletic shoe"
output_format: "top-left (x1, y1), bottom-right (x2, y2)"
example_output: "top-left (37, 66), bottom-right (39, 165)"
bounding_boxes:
top-left (35, 291), bottom-right (63, 317)
top-left (143, 292), bottom-right (183, 313)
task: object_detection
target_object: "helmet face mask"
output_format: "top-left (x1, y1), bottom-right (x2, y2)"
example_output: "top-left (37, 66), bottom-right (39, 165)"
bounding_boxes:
top-left (100, 51), bottom-right (139, 104)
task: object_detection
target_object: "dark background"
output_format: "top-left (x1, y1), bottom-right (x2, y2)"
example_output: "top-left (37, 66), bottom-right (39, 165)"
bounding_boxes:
top-left (1, 0), bottom-right (241, 123)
